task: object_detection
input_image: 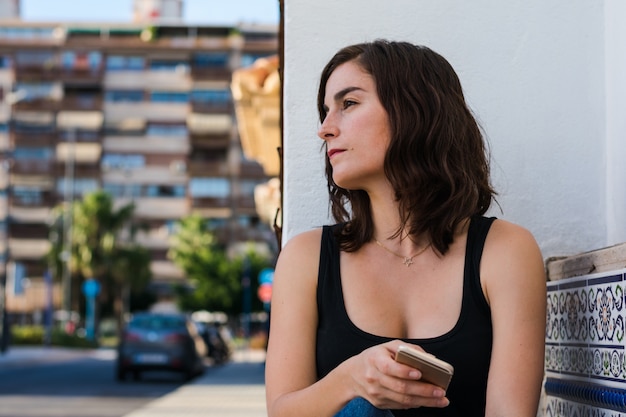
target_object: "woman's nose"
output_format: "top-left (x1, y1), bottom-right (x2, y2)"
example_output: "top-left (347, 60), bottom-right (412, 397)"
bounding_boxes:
top-left (318, 114), bottom-right (338, 141)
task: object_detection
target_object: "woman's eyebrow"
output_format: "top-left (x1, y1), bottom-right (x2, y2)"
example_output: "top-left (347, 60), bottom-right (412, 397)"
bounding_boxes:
top-left (333, 86), bottom-right (364, 102)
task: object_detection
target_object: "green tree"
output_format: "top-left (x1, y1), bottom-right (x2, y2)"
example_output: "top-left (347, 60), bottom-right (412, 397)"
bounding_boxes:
top-left (168, 215), bottom-right (273, 315)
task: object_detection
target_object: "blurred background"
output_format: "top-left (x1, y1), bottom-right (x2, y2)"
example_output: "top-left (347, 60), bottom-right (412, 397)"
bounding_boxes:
top-left (0, 0), bottom-right (281, 354)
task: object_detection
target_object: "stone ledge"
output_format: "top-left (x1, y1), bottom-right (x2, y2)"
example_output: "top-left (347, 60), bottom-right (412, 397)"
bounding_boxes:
top-left (546, 242), bottom-right (626, 281)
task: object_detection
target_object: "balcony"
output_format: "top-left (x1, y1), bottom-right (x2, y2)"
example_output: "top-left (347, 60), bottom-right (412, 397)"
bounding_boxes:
top-left (186, 113), bottom-right (232, 135)
top-left (53, 163), bottom-right (100, 178)
top-left (191, 101), bottom-right (232, 114)
top-left (101, 166), bottom-right (188, 185)
top-left (10, 192), bottom-right (58, 209)
top-left (7, 206), bottom-right (52, 224)
top-left (11, 131), bottom-right (57, 147)
top-left (135, 225), bottom-right (174, 249)
top-left (189, 196), bottom-right (231, 210)
top-left (13, 65), bottom-right (61, 82)
top-left (11, 159), bottom-right (56, 176)
top-left (187, 160), bottom-right (230, 177)
top-left (60, 94), bottom-right (103, 111)
top-left (8, 238), bottom-right (50, 260)
top-left (8, 222), bottom-right (49, 239)
top-left (56, 142), bottom-right (102, 164)
top-left (57, 110), bottom-right (103, 130)
top-left (145, 70), bottom-right (192, 91)
top-left (103, 71), bottom-right (148, 89)
top-left (118, 197), bottom-right (188, 220)
top-left (103, 136), bottom-right (190, 154)
top-left (58, 68), bottom-right (104, 86)
top-left (12, 99), bottom-right (59, 112)
top-left (189, 133), bottom-right (230, 150)
top-left (190, 66), bottom-right (231, 81)
top-left (105, 101), bottom-right (190, 122)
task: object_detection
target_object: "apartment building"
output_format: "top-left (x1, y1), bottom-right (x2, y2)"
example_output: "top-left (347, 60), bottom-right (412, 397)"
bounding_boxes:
top-left (0, 20), bottom-right (278, 315)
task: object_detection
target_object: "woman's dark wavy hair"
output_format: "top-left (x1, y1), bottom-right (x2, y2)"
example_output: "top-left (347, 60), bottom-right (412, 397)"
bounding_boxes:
top-left (317, 40), bottom-right (496, 255)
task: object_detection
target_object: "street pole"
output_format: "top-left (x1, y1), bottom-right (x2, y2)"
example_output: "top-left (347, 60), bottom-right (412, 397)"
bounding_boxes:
top-left (0, 90), bottom-right (29, 352)
top-left (61, 128), bottom-right (76, 330)
top-left (0, 159), bottom-right (11, 353)
top-left (122, 168), bottom-right (131, 323)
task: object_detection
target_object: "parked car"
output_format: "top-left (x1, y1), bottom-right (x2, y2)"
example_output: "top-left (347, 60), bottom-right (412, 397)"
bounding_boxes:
top-left (116, 312), bottom-right (207, 381)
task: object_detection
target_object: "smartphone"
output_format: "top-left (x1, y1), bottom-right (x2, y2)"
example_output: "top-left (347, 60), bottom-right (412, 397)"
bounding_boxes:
top-left (394, 345), bottom-right (454, 390)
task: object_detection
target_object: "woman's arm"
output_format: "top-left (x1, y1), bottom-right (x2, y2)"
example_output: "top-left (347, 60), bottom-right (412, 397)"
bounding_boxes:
top-left (265, 229), bottom-right (355, 416)
top-left (265, 229), bottom-right (450, 417)
top-left (482, 220), bottom-right (547, 417)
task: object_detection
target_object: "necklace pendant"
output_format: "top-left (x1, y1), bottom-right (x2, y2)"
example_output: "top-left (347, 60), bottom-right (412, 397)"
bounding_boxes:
top-left (403, 257), bottom-right (414, 267)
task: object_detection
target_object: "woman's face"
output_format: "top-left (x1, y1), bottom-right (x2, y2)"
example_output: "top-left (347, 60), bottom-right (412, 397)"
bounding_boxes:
top-left (318, 60), bottom-right (391, 191)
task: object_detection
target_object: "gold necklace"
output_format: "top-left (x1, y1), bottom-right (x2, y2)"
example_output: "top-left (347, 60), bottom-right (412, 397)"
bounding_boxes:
top-left (374, 239), bottom-right (431, 267)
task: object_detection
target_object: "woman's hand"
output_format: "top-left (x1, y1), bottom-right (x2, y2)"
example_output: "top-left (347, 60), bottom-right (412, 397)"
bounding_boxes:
top-left (346, 340), bottom-right (450, 410)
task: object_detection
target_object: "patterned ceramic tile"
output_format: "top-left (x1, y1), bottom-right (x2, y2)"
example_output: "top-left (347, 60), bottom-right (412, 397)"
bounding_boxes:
top-left (545, 396), bottom-right (625, 417)
top-left (545, 268), bottom-right (626, 413)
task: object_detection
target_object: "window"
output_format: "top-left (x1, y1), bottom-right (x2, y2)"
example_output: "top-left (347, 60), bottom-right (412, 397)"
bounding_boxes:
top-left (105, 90), bottom-right (144, 102)
top-left (61, 51), bottom-right (102, 71)
top-left (57, 178), bottom-right (99, 196)
top-left (58, 130), bottom-right (100, 142)
top-left (101, 154), bottom-right (145, 170)
top-left (12, 122), bottom-right (55, 134)
top-left (104, 125), bottom-right (145, 137)
top-left (190, 89), bottom-right (230, 105)
top-left (14, 50), bottom-right (56, 66)
top-left (106, 55), bottom-right (145, 71)
top-left (14, 82), bottom-right (59, 102)
top-left (12, 186), bottom-right (43, 205)
top-left (12, 147), bottom-right (54, 161)
top-left (149, 59), bottom-right (189, 72)
top-left (192, 53), bottom-right (229, 68)
top-left (237, 215), bottom-right (260, 228)
top-left (150, 91), bottom-right (189, 103)
top-left (206, 218), bottom-right (227, 229)
top-left (0, 55), bottom-right (11, 68)
top-left (102, 182), bottom-right (141, 198)
top-left (190, 149), bottom-right (227, 162)
top-left (146, 123), bottom-right (188, 137)
top-left (145, 185), bottom-right (185, 197)
top-left (0, 27), bottom-right (55, 40)
top-left (188, 177), bottom-right (230, 197)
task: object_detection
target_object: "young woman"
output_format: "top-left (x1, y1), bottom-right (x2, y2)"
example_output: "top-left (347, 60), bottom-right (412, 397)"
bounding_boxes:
top-left (265, 40), bottom-right (546, 417)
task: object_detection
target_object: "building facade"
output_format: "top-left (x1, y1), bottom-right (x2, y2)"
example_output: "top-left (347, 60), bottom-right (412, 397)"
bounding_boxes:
top-left (0, 21), bottom-right (278, 316)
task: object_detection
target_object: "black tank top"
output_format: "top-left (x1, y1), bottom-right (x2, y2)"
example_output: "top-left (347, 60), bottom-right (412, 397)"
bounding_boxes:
top-left (316, 216), bottom-right (495, 417)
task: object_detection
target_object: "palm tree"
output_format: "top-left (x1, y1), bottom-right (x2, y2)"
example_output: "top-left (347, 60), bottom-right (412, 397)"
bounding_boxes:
top-left (48, 190), bottom-right (152, 335)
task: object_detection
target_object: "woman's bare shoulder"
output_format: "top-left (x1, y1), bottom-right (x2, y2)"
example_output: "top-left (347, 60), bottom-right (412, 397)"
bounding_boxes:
top-left (280, 228), bottom-right (324, 258)
top-left (484, 218), bottom-right (541, 253)
top-left (481, 218), bottom-right (545, 300)
top-left (274, 227), bottom-right (325, 281)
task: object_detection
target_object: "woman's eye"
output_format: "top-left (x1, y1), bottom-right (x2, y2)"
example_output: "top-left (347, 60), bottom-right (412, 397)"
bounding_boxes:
top-left (343, 100), bottom-right (357, 109)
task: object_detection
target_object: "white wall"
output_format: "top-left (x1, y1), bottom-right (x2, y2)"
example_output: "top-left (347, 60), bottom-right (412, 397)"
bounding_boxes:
top-left (283, 0), bottom-right (624, 259)
top-left (606, 0), bottom-right (626, 245)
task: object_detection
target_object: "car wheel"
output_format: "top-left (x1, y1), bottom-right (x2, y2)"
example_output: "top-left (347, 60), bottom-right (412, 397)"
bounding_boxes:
top-left (116, 367), bottom-right (126, 381)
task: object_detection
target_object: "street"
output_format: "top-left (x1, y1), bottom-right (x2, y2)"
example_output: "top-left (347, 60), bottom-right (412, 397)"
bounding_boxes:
top-left (0, 348), bottom-right (188, 417)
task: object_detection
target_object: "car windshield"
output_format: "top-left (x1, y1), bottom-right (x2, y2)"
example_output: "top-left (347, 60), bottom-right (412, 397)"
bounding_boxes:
top-left (129, 315), bottom-right (186, 331)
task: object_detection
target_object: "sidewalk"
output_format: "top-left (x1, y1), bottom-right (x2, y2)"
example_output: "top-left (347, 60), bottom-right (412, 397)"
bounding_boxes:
top-left (122, 348), bottom-right (268, 417)
top-left (0, 345), bottom-right (114, 367)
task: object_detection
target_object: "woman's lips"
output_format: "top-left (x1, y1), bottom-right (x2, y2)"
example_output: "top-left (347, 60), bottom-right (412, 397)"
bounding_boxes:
top-left (327, 149), bottom-right (345, 159)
